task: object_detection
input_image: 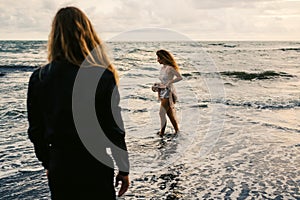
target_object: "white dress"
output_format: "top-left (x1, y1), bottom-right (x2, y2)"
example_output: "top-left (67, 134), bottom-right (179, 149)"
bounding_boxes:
top-left (158, 65), bottom-right (178, 103)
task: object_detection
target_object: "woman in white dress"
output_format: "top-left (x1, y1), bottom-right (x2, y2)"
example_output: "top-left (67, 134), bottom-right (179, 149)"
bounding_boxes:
top-left (154, 49), bottom-right (183, 136)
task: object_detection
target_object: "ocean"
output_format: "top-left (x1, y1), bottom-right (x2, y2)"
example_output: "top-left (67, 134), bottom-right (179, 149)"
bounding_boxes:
top-left (0, 40), bottom-right (299, 199)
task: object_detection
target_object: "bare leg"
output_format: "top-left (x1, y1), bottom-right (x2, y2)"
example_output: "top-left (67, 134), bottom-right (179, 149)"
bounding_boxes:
top-left (167, 103), bottom-right (179, 133)
top-left (159, 98), bottom-right (169, 135)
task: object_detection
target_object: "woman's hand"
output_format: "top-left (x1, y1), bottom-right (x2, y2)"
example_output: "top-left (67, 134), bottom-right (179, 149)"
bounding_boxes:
top-left (115, 173), bottom-right (130, 197)
top-left (166, 81), bottom-right (171, 88)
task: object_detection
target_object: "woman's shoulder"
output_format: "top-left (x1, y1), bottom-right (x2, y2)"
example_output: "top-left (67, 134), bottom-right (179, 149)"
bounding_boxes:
top-left (96, 68), bottom-right (114, 83)
top-left (97, 68), bottom-right (117, 86)
top-left (29, 63), bottom-right (51, 83)
top-left (29, 61), bottom-right (63, 83)
top-left (102, 68), bottom-right (114, 77)
top-left (166, 65), bottom-right (177, 73)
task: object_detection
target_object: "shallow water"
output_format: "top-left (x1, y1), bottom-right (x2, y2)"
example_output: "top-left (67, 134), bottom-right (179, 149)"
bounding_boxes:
top-left (0, 41), bottom-right (299, 199)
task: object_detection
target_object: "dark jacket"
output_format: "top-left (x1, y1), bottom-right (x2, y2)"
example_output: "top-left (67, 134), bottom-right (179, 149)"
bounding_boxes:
top-left (27, 60), bottom-right (129, 176)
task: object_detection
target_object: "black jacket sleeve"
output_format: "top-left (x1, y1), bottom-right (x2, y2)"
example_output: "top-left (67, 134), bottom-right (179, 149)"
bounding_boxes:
top-left (27, 68), bottom-right (49, 169)
top-left (96, 70), bottom-right (129, 175)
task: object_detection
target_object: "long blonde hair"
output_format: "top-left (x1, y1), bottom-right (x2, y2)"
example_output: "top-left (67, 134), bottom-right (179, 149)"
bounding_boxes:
top-left (156, 49), bottom-right (179, 71)
top-left (47, 6), bottom-right (118, 82)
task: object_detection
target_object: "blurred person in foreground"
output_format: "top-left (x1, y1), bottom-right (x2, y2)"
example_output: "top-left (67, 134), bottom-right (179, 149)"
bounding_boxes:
top-left (27, 6), bottom-right (129, 199)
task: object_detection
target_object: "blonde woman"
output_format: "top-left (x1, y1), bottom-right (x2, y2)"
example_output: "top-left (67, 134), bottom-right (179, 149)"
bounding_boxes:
top-left (27, 7), bottom-right (129, 199)
top-left (154, 49), bottom-right (183, 136)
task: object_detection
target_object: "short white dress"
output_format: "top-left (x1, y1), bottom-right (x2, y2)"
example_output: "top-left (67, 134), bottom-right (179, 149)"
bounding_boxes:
top-left (158, 65), bottom-right (178, 103)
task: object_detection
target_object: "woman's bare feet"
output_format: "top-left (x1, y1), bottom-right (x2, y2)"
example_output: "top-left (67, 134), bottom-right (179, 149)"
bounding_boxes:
top-left (157, 131), bottom-right (165, 137)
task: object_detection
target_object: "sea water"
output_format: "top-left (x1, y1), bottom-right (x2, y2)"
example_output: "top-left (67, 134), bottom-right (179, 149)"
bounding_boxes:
top-left (0, 41), bottom-right (299, 199)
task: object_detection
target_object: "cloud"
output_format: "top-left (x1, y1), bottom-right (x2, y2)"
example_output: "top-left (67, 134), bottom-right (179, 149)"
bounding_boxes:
top-left (0, 0), bottom-right (55, 38)
top-left (0, 0), bottom-right (299, 40)
top-left (91, 0), bottom-right (300, 40)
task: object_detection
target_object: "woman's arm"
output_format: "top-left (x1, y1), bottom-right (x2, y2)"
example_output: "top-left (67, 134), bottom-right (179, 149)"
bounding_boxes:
top-left (27, 68), bottom-right (49, 169)
top-left (166, 67), bottom-right (183, 87)
top-left (95, 70), bottom-right (130, 175)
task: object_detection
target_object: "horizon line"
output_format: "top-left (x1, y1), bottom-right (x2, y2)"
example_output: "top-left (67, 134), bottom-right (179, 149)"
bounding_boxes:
top-left (0, 39), bottom-right (299, 42)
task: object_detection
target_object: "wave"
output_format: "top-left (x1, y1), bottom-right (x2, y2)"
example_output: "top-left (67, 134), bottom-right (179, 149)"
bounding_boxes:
top-left (224, 100), bottom-right (300, 110)
top-left (114, 57), bottom-right (141, 62)
top-left (1, 110), bottom-right (27, 120)
top-left (181, 72), bottom-right (202, 79)
top-left (183, 70), bottom-right (295, 80)
top-left (223, 44), bottom-right (237, 48)
top-left (121, 108), bottom-right (148, 113)
top-left (133, 108), bottom-right (148, 113)
top-left (220, 71), bottom-right (294, 80)
top-left (123, 94), bottom-right (152, 101)
top-left (0, 65), bottom-right (38, 71)
top-left (208, 43), bottom-right (237, 48)
top-left (123, 72), bottom-right (153, 78)
top-left (128, 48), bottom-right (153, 54)
top-left (262, 123), bottom-right (300, 133)
top-left (279, 47), bottom-right (300, 52)
top-left (190, 104), bottom-right (208, 108)
top-left (182, 73), bottom-right (193, 78)
top-left (208, 43), bottom-right (225, 46)
top-left (19, 168), bottom-right (44, 173)
top-left (142, 67), bottom-right (157, 71)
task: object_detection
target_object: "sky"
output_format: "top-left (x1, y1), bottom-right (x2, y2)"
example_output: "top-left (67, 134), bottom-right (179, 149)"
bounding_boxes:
top-left (0, 0), bottom-right (300, 41)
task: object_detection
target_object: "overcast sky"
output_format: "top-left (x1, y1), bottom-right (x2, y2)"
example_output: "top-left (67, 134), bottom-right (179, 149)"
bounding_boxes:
top-left (0, 0), bottom-right (299, 41)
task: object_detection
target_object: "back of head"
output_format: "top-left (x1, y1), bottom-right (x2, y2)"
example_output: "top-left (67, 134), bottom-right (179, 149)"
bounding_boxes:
top-left (156, 49), bottom-right (179, 71)
top-left (48, 6), bottom-right (118, 82)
